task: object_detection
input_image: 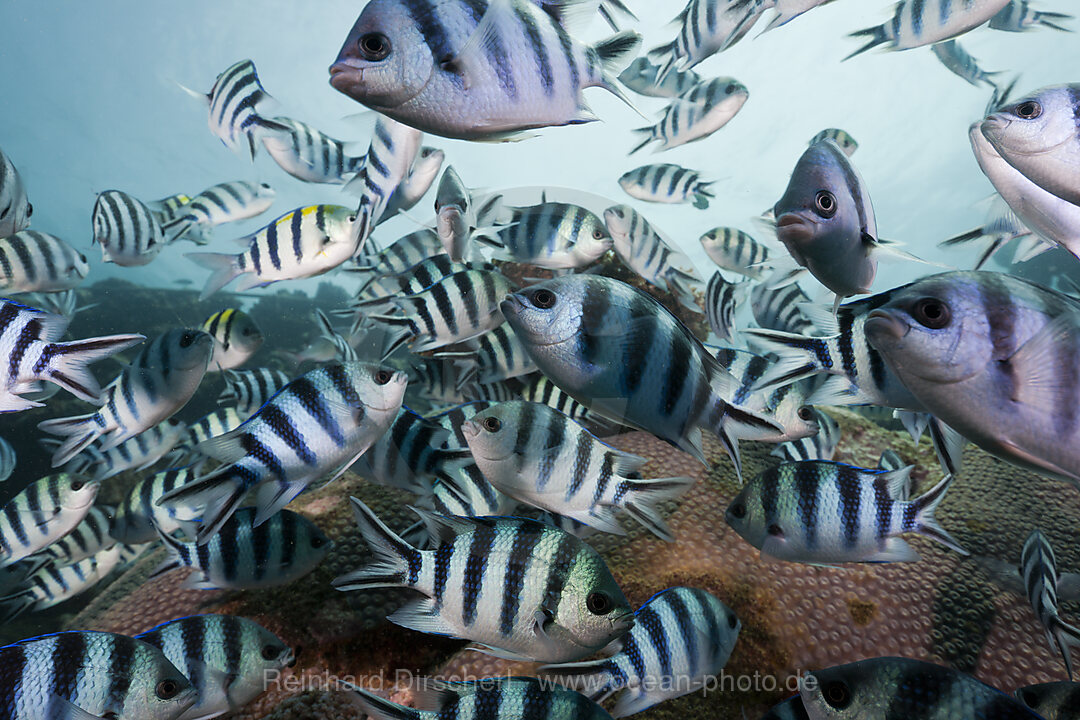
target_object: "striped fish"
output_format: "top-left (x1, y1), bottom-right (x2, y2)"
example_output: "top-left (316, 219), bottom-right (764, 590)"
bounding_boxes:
top-left (404, 358), bottom-right (470, 411)
top-left (541, 587), bottom-right (740, 717)
top-left (771, 407), bottom-right (840, 463)
top-left (352, 229), bottom-right (445, 278)
top-left (700, 227), bottom-right (771, 280)
top-left (183, 59), bottom-right (291, 159)
top-left (60, 419), bottom-right (187, 481)
top-left (202, 308), bottom-right (264, 371)
top-left (630, 77), bottom-right (749, 154)
top-left (0, 544), bottom-right (123, 621)
top-left (187, 205), bottom-right (358, 299)
top-left (136, 615), bottom-right (294, 720)
top-left (462, 401), bottom-right (694, 540)
top-left (381, 145), bottom-right (447, 222)
top-left (991, 0), bottom-right (1072, 31)
top-left (218, 367), bottom-right (292, 416)
top-left (428, 463), bottom-right (518, 519)
top-left (371, 268), bottom-right (518, 358)
top-left (0, 473), bottom-right (100, 568)
top-left (0, 231), bottom-right (88, 294)
top-left (348, 676), bottom-right (615, 720)
top-left (435, 324), bottom-right (537, 388)
top-left (173, 407), bottom-right (247, 463)
top-left (725, 460), bottom-right (967, 564)
top-left (1015, 681), bottom-right (1080, 718)
top-left (846, 0), bottom-right (1012, 59)
top-left (0, 299), bottom-right (143, 413)
top-left (92, 190), bottom-right (166, 266)
top-left (531, 0), bottom-right (638, 31)
top-left (649, 0), bottom-right (768, 75)
top-left (151, 507), bottom-right (332, 590)
top-left (147, 192), bottom-right (192, 224)
top-left (460, 376), bottom-right (529, 403)
top-left (165, 180), bottom-right (276, 245)
top-left (617, 57), bottom-right (701, 99)
top-left (520, 374), bottom-right (620, 435)
top-left (489, 201), bottom-right (612, 270)
top-left (802, 657), bottom-right (1043, 718)
top-left (39, 328), bottom-right (213, 466)
top-left (35, 504), bottom-right (116, 567)
top-left (714, 348), bottom-right (819, 443)
top-left (932, 39), bottom-right (1000, 88)
top-left (749, 282), bottom-right (817, 336)
top-left (704, 271), bottom-right (744, 343)
top-left (346, 116), bottom-right (423, 254)
top-left (112, 466), bottom-right (204, 545)
top-left (353, 406), bottom-right (453, 493)
top-left (604, 205), bottom-right (703, 311)
top-left (0, 631), bottom-right (198, 719)
top-left (761, 696), bottom-right (810, 720)
top-left (334, 498), bottom-right (635, 662)
top-left (810, 128), bottom-right (859, 157)
top-left (261, 116), bottom-right (366, 184)
top-left (352, 254), bottom-right (483, 310)
top-left (0, 436), bottom-right (14, 483)
top-left (1021, 529), bottom-right (1080, 679)
top-left (502, 275), bottom-right (785, 477)
top-left (329, 0), bottom-right (642, 141)
top-left (618, 164), bottom-right (715, 209)
top-left (434, 166), bottom-right (480, 263)
top-left (0, 147), bottom-right (32, 239)
top-left (158, 361), bottom-right (406, 542)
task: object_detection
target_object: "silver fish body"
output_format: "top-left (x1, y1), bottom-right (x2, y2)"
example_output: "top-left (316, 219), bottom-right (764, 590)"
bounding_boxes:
top-left (382, 145), bottom-right (446, 221)
top-left (217, 367), bottom-right (291, 416)
top-left (92, 190), bottom-right (167, 266)
top-left (112, 466), bottom-right (204, 545)
top-left (0, 147), bottom-right (32, 238)
top-left (166, 180), bottom-right (276, 244)
top-left (261, 116), bottom-right (366, 183)
top-left (810, 128), bottom-right (858, 157)
top-left (700, 227), bottom-right (771, 279)
top-left (631, 77), bottom-right (749, 153)
top-left (353, 229), bottom-right (445, 278)
top-left (704, 271), bottom-right (742, 342)
top-left (0, 473), bottom-right (100, 568)
top-left (190, 59), bottom-right (291, 159)
top-left (63, 418), bottom-right (187, 481)
top-left (650, 0), bottom-right (768, 74)
top-left (772, 407), bottom-right (840, 463)
top-left (604, 205), bottom-right (703, 308)
top-left (618, 163), bottom-right (714, 209)
top-left (147, 192), bottom-right (192, 224)
top-left (353, 406), bottom-right (454, 493)
top-left (346, 115), bottom-right (424, 251)
top-left (847, 0), bottom-right (1012, 58)
top-left (714, 347), bottom-right (819, 443)
top-left (36, 504), bottom-right (116, 567)
top-left (0, 544), bottom-right (123, 621)
top-left (0, 231), bottom-right (88, 293)
top-left (931, 39), bottom-right (1000, 88)
top-left (991, 0), bottom-right (1073, 31)
top-left (202, 308), bottom-right (264, 371)
top-left (0, 436), bottom-right (14, 482)
top-left (1015, 681), bottom-right (1080, 719)
top-left (617, 57), bottom-right (701, 99)
top-left (491, 201), bottom-right (612, 270)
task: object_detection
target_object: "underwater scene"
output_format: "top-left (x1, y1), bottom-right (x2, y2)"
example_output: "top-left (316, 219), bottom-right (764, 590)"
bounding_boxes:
top-left (2, 0), bottom-right (1080, 718)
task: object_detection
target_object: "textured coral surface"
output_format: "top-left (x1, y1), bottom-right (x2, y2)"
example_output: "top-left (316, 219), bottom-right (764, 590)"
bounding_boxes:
top-left (59, 409), bottom-right (1080, 718)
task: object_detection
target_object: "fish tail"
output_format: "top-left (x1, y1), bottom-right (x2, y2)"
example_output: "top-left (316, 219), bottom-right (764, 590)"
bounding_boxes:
top-left (844, 25), bottom-right (889, 61)
top-left (593, 31), bottom-right (645, 117)
top-left (347, 684), bottom-right (425, 720)
top-left (332, 497), bottom-right (420, 591)
top-left (367, 314), bottom-right (417, 360)
top-left (621, 476), bottom-right (695, 541)
top-left (147, 526), bottom-right (187, 581)
top-left (628, 127), bottom-right (654, 155)
top-left (186, 252), bottom-right (242, 300)
top-left (744, 328), bottom-right (833, 392)
top-left (1051, 616), bottom-right (1080, 680)
top-left (0, 591), bottom-right (35, 623)
top-left (913, 474), bottom-right (969, 556)
top-left (37, 414), bottom-right (105, 467)
top-left (538, 658), bottom-right (623, 702)
top-left (1036, 11), bottom-right (1073, 31)
top-left (156, 467), bottom-right (249, 545)
top-left (711, 398), bottom-right (786, 481)
top-left (41, 333), bottom-right (144, 404)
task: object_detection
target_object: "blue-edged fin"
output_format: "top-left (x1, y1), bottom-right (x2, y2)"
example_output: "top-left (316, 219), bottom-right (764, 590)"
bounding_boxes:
top-left (331, 497), bottom-right (423, 591)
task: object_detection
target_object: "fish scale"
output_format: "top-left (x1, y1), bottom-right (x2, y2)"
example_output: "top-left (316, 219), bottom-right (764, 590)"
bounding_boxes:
top-left (0, 473), bottom-right (100, 568)
top-left (218, 367), bottom-right (292, 416)
top-left (700, 227), bottom-right (770, 279)
top-left (353, 406), bottom-right (455, 493)
top-left (61, 418), bottom-right (187, 482)
top-left (165, 181), bottom-right (276, 245)
top-left (351, 229), bottom-right (445, 279)
top-left (605, 205), bottom-right (702, 310)
top-left (618, 164), bottom-right (714, 209)
top-left (436, 324), bottom-right (537, 387)
top-left (0, 231), bottom-right (87, 294)
top-left (630, 77), bottom-right (749, 153)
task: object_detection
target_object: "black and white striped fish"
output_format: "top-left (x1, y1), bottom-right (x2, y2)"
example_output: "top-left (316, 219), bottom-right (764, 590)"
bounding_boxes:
top-left (541, 587), bottom-right (740, 717)
top-left (352, 254), bottom-right (481, 311)
top-left (173, 407), bottom-right (247, 464)
top-left (714, 348), bottom-right (819, 443)
top-left (353, 406), bottom-right (453, 493)
top-left (112, 466), bottom-right (203, 545)
top-left (330, 0), bottom-right (642, 141)
top-left (0, 147), bottom-right (32, 239)
top-left (435, 324), bottom-right (537, 388)
top-left (460, 376), bottom-right (529, 403)
top-left (520, 374), bottom-right (618, 434)
top-left (932, 39), bottom-right (1001, 88)
top-left (35, 504), bottom-right (116, 567)
top-left (649, 0), bottom-right (768, 76)
top-left (0, 231), bottom-right (88, 294)
top-left (371, 268), bottom-right (518, 358)
top-left (771, 407), bottom-right (840, 463)
top-left (187, 205), bottom-right (358, 299)
top-left (59, 419), bottom-right (187, 481)
top-left (165, 180), bottom-right (276, 245)
top-left (749, 282), bottom-right (817, 335)
top-left (136, 615), bottom-right (294, 720)
top-left (261, 116), bottom-right (366, 184)
top-left (334, 498), bottom-right (634, 662)
top-left (604, 205), bottom-right (703, 311)
top-left (0, 436), bottom-right (14, 483)
top-left (1021, 529), bottom-right (1080, 679)
top-left (0, 473), bottom-right (100, 568)
top-left (699, 227), bottom-right (771, 280)
top-left (381, 145), bottom-right (446, 222)
top-left (151, 507), bottom-right (332, 590)
top-left (802, 657), bottom-right (1043, 719)
top-left (147, 192), bottom-right (191, 224)
top-left (0, 631), bottom-right (198, 719)
top-left (991, 0), bottom-right (1072, 31)
top-left (617, 57), bottom-right (701, 99)
top-left (847, 0), bottom-right (1012, 59)
top-left (463, 401), bottom-right (694, 540)
top-left (159, 361), bottom-right (406, 542)
top-left (183, 59), bottom-right (291, 159)
top-left (217, 367), bottom-right (292, 416)
top-left (810, 128), bottom-right (859, 157)
top-left (0, 544), bottom-right (123, 621)
top-left (705, 271), bottom-right (744, 343)
top-left (489, 200), bottom-right (612, 270)
top-left (630, 77), bottom-right (749, 154)
top-left (725, 460), bottom-right (967, 564)
top-left (348, 676), bottom-right (615, 720)
top-left (0, 298), bottom-right (144, 413)
top-left (428, 462), bottom-right (519, 519)
top-left (202, 308), bottom-right (264, 371)
top-left (39, 328), bottom-right (213, 467)
top-left (618, 163), bottom-right (715, 209)
top-left (405, 358), bottom-right (471, 411)
top-left (352, 229), bottom-right (445, 279)
top-left (1015, 681), bottom-right (1080, 718)
top-left (503, 275), bottom-right (785, 477)
top-left (92, 190), bottom-right (167, 266)
top-left (346, 116), bottom-right (423, 254)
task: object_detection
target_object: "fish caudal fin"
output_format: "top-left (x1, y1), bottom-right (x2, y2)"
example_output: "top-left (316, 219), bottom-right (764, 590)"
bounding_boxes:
top-left (913, 474), bottom-right (968, 556)
top-left (844, 25), bottom-right (890, 60)
top-left (538, 658), bottom-right (623, 703)
top-left (156, 466), bottom-right (249, 545)
top-left (1050, 616), bottom-right (1080, 680)
top-left (332, 497), bottom-right (421, 591)
top-left (621, 476), bottom-right (696, 541)
top-left (37, 414), bottom-right (106, 467)
top-left (593, 31), bottom-right (645, 116)
top-left (186, 252), bottom-right (242, 300)
top-left (42, 333), bottom-right (145, 404)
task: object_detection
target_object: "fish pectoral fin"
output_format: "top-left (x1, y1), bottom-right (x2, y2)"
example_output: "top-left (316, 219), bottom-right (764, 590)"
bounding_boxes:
top-left (465, 643), bottom-right (536, 661)
top-left (389, 598), bottom-right (460, 638)
top-left (49, 695), bottom-right (107, 720)
top-left (1006, 312), bottom-right (1080, 409)
top-left (533, 606), bottom-right (556, 640)
top-left (450, 0), bottom-right (517, 90)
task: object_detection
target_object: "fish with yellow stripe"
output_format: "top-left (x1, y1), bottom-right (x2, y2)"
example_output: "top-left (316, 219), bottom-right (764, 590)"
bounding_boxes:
top-left (202, 308), bottom-right (263, 371)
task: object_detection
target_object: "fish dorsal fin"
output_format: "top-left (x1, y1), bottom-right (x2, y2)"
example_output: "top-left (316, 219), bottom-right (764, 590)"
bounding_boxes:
top-left (881, 464), bottom-right (915, 501)
top-left (449, 0), bottom-right (518, 89)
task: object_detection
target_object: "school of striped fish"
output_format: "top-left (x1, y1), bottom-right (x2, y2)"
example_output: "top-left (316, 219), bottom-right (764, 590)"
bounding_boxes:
top-left (0, 0), bottom-right (1078, 717)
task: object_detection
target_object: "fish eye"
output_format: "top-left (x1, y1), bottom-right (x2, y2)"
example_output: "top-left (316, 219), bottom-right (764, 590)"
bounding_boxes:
top-left (530, 289), bottom-right (557, 309)
top-left (78, 253), bottom-right (87, 263)
top-left (311, 535), bottom-right (326, 548)
top-left (912, 297), bottom-right (951, 329)
top-left (592, 228), bottom-right (605, 240)
top-left (1017, 689), bottom-right (1040, 709)
top-left (348, 215), bottom-right (357, 223)
top-left (725, 83), bottom-right (736, 94)
top-left (156, 679), bottom-right (181, 700)
top-left (179, 332), bottom-right (197, 348)
top-left (260, 183), bottom-right (271, 189)
top-left (70, 479), bottom-right (85, 491)
top-left (729, 502), bottom-right (746, 519)
top-left (25, 203), bottom-right (32, 218)
top-left (358, 32), bottom-right (391, 61)
top-left (1015, 100), bottom-right (1042, 119)
top-left (586, 591), bottom-right (613, 615)
top-left (262, 644), bottom-right (284, 661)
top-left (481, 416), bottom-right (501, 432)
top-left (822, 680), bottom-right (851, 709)
top-left (375, 369), bottom-right (394, 385)
top-left (797, 406), bottom-right (813, 421)
top-left (814, 191), bottom-right (837, 218)
top-left (726, 610), bottom-right (738, 629)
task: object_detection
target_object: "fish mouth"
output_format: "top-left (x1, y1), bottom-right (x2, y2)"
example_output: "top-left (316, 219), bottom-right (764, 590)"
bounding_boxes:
top-left (328, 60), bottom-right (363, 90)
top-left (864, 309), bottom-right (909, 342)
top-left (460, 419), bottom-right (480, 441)
top-left (774, 212), bottom-right (816, 247)
top-left (611, 610), bottom-right (636, 632)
